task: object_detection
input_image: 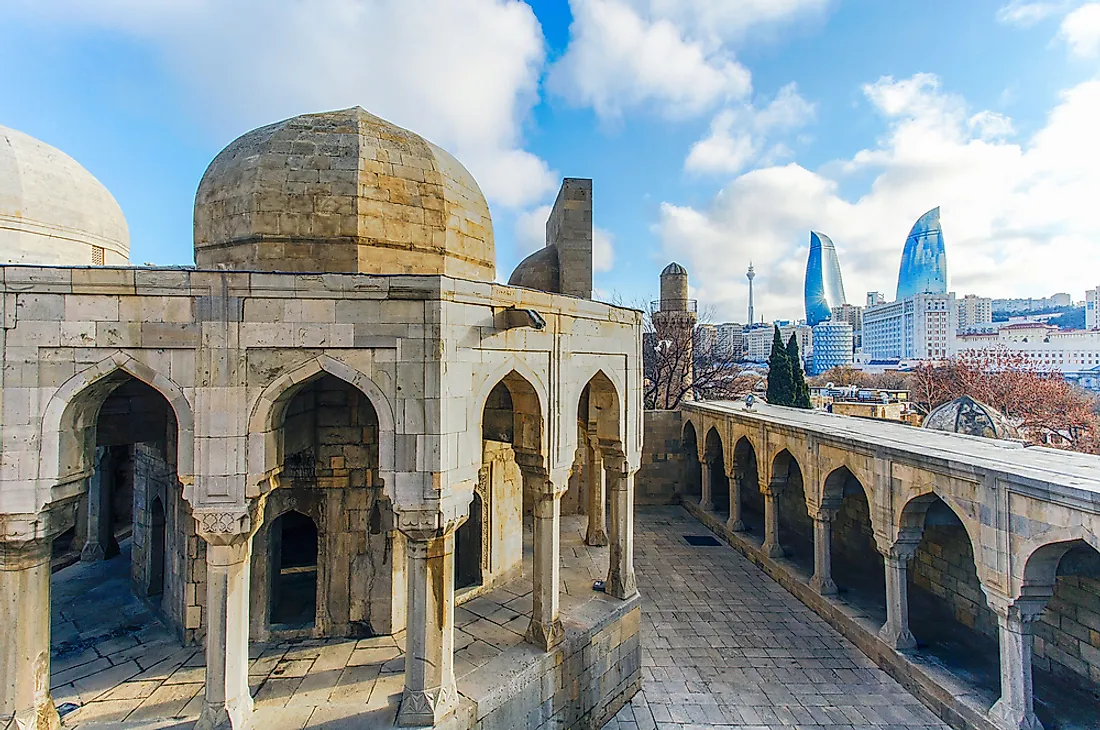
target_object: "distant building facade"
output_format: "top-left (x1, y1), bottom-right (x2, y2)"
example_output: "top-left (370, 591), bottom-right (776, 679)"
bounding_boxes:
top-left (1087, 286), bottom-right (1099, 330)
top-left (863, 292), bottom-right (957, 360)
top-left (867, 291), bottom-right (885, 307)
top-left (716, 323), bottom-right (745, 360)
top-left (811, 321), bottom-right (854, 375)
top-left (831, 303), bottom-right (863, 351)
top-left (896, 207), bottom-right (948, 299)
top-left (992, 293), bottom-right (1074, 315)
top-left (804, 231), bottom-right (848, 326)
top-left (955, 323), bottom-right (1100, 374)
top-left (957, 294), bottom-right (993, 332)
top-left (693, 323), bottom-right (718, 359)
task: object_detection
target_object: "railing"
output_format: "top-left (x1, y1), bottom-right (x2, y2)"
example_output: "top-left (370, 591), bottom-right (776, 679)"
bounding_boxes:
top-left (652, 299), bottom-right (698, 313)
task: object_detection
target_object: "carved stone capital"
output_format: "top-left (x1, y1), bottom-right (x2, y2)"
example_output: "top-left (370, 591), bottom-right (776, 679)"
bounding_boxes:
top-left (194, 509), bottom-right (253, 545)
top-left (394, 508), bottom-right (462, 542)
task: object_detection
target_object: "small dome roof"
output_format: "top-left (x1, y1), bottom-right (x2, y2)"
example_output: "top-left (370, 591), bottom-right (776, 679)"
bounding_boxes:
top-left (0, 125), bottom-right (129, 266)
top-left (923, 395), bottom-right (1019, 440)
top-left (662, 262), bottom-right (687, 276)
top-left (194, 107), bottom-right (494, 279)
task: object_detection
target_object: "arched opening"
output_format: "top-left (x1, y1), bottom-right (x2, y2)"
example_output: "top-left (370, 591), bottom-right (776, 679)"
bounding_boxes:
top-left (251, 371), bottom-right (391, 639)
top-left (1023, 540), bottom-right (1100, 727)
top-left (49, 370), bottom-right (194, 710)
top-left (269, 511), bottom-right (319, 629)
top-left (455, 492), bottom-right (483, 591)
top-left (704, 427), bottom-right (728, 517)
top-left (734, 437), bottom-right (762, 534)
top-left (570, 372), bottom-right (621, 547)
top-left (148, 497), bottom-right (166, 597)
top-left (823, 467), bottom-right (883, 615)
top-left (681, 421), bottom-right (701, 503)
top-left (773, 449), bottom-right (813, 574)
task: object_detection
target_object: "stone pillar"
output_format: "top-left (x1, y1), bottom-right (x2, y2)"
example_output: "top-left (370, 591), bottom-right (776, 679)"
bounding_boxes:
top-left (81, 448), bottom-right (113, 562)
top-left (606, 458), bottom-right (638, 600)
top-left (195, 512), bottom-right (258, 730)
top-left (989, 598), bottom-right (1047, 730)
top-left (396, 512), bottom-right (459, 726)
top-left (1, 537), bottom-right (60, 730)
top-left (760, 478), bottom-right (784, 558)
top-left (809, 511), bottom-right (837, 595)
top-left (699, 457), bottom-right (713, 512)
top-left (879, 543), bottom-right (918, 651)
top-left (726, 466), bottom-right (745, 532)
top-left (527, 477), bottom-right (565, 651)
top-left (584, 438), bottom-right (608, 547)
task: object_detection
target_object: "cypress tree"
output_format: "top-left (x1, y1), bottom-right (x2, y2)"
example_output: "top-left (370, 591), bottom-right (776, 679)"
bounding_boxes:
top-left (766, 325), bottom-right (793, 406)
top-left (787, 333), bottom-right (812, 409)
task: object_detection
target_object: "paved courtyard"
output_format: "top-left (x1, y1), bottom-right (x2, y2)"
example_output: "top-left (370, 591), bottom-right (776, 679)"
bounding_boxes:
top-left (605, 507), bottom-right (949, 730)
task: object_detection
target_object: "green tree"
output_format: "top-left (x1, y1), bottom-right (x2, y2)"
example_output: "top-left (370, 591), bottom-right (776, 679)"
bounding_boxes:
top-left (786, 333), bottom-right (812, 409)
top-left (766, 326), bottom-right (793, 406)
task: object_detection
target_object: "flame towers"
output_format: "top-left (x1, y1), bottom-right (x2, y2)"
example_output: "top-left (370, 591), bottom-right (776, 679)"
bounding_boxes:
top-left (804, 231), bottom-right (848, 326)
top-left (896, 206), bottom-right (947, 299)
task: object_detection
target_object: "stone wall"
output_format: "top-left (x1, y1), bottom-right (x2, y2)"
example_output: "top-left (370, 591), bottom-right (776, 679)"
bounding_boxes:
top-left (1033, 546), bottom-right (1100, 684)
top-left (776, 470), bottom-right (813, 567)
top-left (635, 411), bottom-right (682, 505)
top-left (830, 487), bottom-right (883, 590)
top-left (910, 523), bottom-right (997, 640)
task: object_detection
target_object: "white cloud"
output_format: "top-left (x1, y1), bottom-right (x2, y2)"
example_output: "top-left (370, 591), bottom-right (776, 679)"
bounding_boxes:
top-left (7, 0), bottom-right (555, 208)
top-left (513, 206), bottom-right (615, 273)
top-left (657, 75), bottom-right (1100, 323)
top-left (1060, 3), bottom-right (1100, 56)
top-left (593, 227), bottom-right (615, 272)
top-left (685, 83), bottom-right (815, 175)
top-left (996, 1), bottom-right (1068, 26)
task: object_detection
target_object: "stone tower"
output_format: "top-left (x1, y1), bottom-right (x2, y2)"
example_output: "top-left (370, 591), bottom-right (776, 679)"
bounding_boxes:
top-left (652, 262), bottom-right (698, 406)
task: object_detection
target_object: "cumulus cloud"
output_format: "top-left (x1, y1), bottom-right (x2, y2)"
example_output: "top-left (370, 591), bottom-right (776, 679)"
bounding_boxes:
top-left (1060, 3), bottom-right (1100, 56)
top-left (685, 83), bottom-right (815, 175)
top-left (6, 0), bottom-right (555, 207)
top-left (593, 227), bottom-right (615, 272)
top-left (657, 74), bottom-right (1100, 323)
top-left (995, 1), bottom-right (1069, 26)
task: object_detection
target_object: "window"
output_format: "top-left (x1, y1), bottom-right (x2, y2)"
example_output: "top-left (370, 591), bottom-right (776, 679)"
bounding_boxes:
top-left (91, 245), bottom-right (105, 266)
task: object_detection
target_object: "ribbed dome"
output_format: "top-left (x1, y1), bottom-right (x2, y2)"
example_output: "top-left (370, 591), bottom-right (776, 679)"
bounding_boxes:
top-left (923, 395), bottom-right (1019, 440)
top-left (0, 125), bottom-right (129, 266)
top-left (194, 107), bottom-right (495, 279)
top-left (661, 262), bottom-right (687, 276)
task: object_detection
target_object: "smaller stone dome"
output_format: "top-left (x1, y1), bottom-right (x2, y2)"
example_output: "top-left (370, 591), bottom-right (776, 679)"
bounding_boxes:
top-left (0, 125), bottom-right (129, 266)
top-left (923, 396), bottom-right (1019, 440)
top-left (661, 262), bottom-right (687, 277)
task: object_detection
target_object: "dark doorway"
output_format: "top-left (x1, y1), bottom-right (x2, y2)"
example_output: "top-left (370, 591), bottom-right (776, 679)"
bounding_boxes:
top-left (148, 497), bottom-right (166, 598)
top-left (270, 511), bottom-right (318, 628)
top-left (455, 493), bottom-right (483, 591)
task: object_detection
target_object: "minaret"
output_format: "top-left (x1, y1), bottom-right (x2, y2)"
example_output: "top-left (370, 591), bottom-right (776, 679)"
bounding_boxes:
top-left (747, 262), bottom-right (756, 324)
top-left (652, 262), bottom-right (697, 406)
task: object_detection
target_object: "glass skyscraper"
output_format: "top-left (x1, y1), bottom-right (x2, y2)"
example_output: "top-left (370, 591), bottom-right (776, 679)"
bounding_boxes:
top-left (804, 231), bottom-right (848, 326)
top-left (896, 207), bottom-right (947, 299)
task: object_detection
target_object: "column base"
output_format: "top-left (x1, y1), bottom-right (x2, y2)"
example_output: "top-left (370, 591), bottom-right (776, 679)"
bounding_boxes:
top-left (397, 684), bottom-right (458, 727)
top-left (878, 623), bottom-right (917, 651)
top-left (726, 518), bottom-right (746, 533)
top-left (194, 696), bottom-right (254, 730)
top-left (810, 575), bottom-right (837, 596)
top-left (4, 699), bottom-right (61, 730)
top-left (989, 699), bottom-right (1044, 730)
top-left (699, 500), bottom-right (713, 513)
top-left (80, 541), bottom-right (105, 562)
top-left (526, 618), bottom-right (565, 651)
top-left (606, 569), bottom-right (638, 600)
top-left (762, 540), bottom-right (785, 559)
top-left (584, 527), bottom-right (609, 547)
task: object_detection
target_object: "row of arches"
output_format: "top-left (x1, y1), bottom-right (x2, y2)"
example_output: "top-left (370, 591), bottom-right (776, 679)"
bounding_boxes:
top-left (680, 418), bottom-right (1100, 730)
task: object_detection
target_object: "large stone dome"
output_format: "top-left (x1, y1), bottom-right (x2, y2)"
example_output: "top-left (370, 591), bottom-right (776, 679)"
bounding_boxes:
top-left (0, 125), bottom-right (129, 266)
top-left (194, 107), bottom-right (495, 279)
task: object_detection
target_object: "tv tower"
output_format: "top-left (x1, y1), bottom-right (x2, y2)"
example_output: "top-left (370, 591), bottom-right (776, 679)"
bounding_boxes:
top-left (746, 262), bottom-right (756, 324)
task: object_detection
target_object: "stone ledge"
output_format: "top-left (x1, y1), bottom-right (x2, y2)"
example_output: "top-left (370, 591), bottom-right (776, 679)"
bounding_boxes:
top-left (683, 500), bottom-right (1000, 730)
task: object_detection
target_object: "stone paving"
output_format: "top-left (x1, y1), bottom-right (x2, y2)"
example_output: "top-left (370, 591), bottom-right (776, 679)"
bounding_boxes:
top-left (604, 507), bottom-right (950, 730)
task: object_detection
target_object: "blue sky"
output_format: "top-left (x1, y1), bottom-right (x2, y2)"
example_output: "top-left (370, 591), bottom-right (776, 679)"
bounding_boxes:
top-left (2, 0), bottom-right (1098, 323)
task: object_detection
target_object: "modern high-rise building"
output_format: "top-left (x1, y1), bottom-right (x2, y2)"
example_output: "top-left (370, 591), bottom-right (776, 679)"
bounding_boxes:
top-left (831, 303), bottom-right (863, 352)
top-left (812, 321), bottom-right (854, 375)
top-left (957, 294), bottom-right (993, 332)
top-left (1086, 286), bottom-right (1099, 330)
top-left (896, 207), bottom-right (948, 300)
top-left (804, 231), bottom-right (848, 326)
top-left (716, 323), bottom-right (745, 360)
top-left (863, 292), bottom-right (957, 360)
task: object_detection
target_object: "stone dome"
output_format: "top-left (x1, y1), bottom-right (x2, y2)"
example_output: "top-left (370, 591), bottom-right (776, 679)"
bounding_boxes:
top-left (194, 107), bottom-right (495, 279)
top-left (0, 125), bottom-right (129, 266)
top-left (923, 395), bottom-right (1019, 440)
top-left (661, 262), bottom-right (687, 276)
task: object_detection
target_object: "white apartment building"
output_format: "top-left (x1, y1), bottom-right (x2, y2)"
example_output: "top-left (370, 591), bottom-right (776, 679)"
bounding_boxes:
top-left (1087, 285), bottom-right (1099, 330)
top-left (716, 322), bottom-right (745, 360)
top-left (991, 293), bottom-right (1073, 314)
top-left (863, 292), bottom-right (957, 361)
top-left (693, 323), bottom-right (717, 358)
top-left (957, 294), bottom-right (992, 331)
top-left (956, 323), bottom-right (1100, 373)
top-left (745, 323), bottom-right (813, 364)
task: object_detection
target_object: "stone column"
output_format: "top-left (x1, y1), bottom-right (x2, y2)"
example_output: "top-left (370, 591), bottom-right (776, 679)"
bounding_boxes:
top-left (195, 511), bottom-right (258, 730)
top-left (606, 458), bottom-right (638, 600)
top-left (726, 466), bottom-right (745, 532)
top-left (584, 438), bottom-right (608, 547)
top-left (526, 476), bottom-right (565, 651)
top-left (760, 478), bottom-right (784, 559)
top-left (879, 542), bottom-right (918, 651)
top-left (809, 510), bottom-right (837, 595)
top-left (1, 537), bottom-right (60, 730)
top-left (698, 457), bottom-right (713, 512)
top-left (81, 448), bottom-right (113, 562)
top-left (396, 511), bottom-right (459, 726)
top-left (989, 598), bottom-right (1047, 730)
